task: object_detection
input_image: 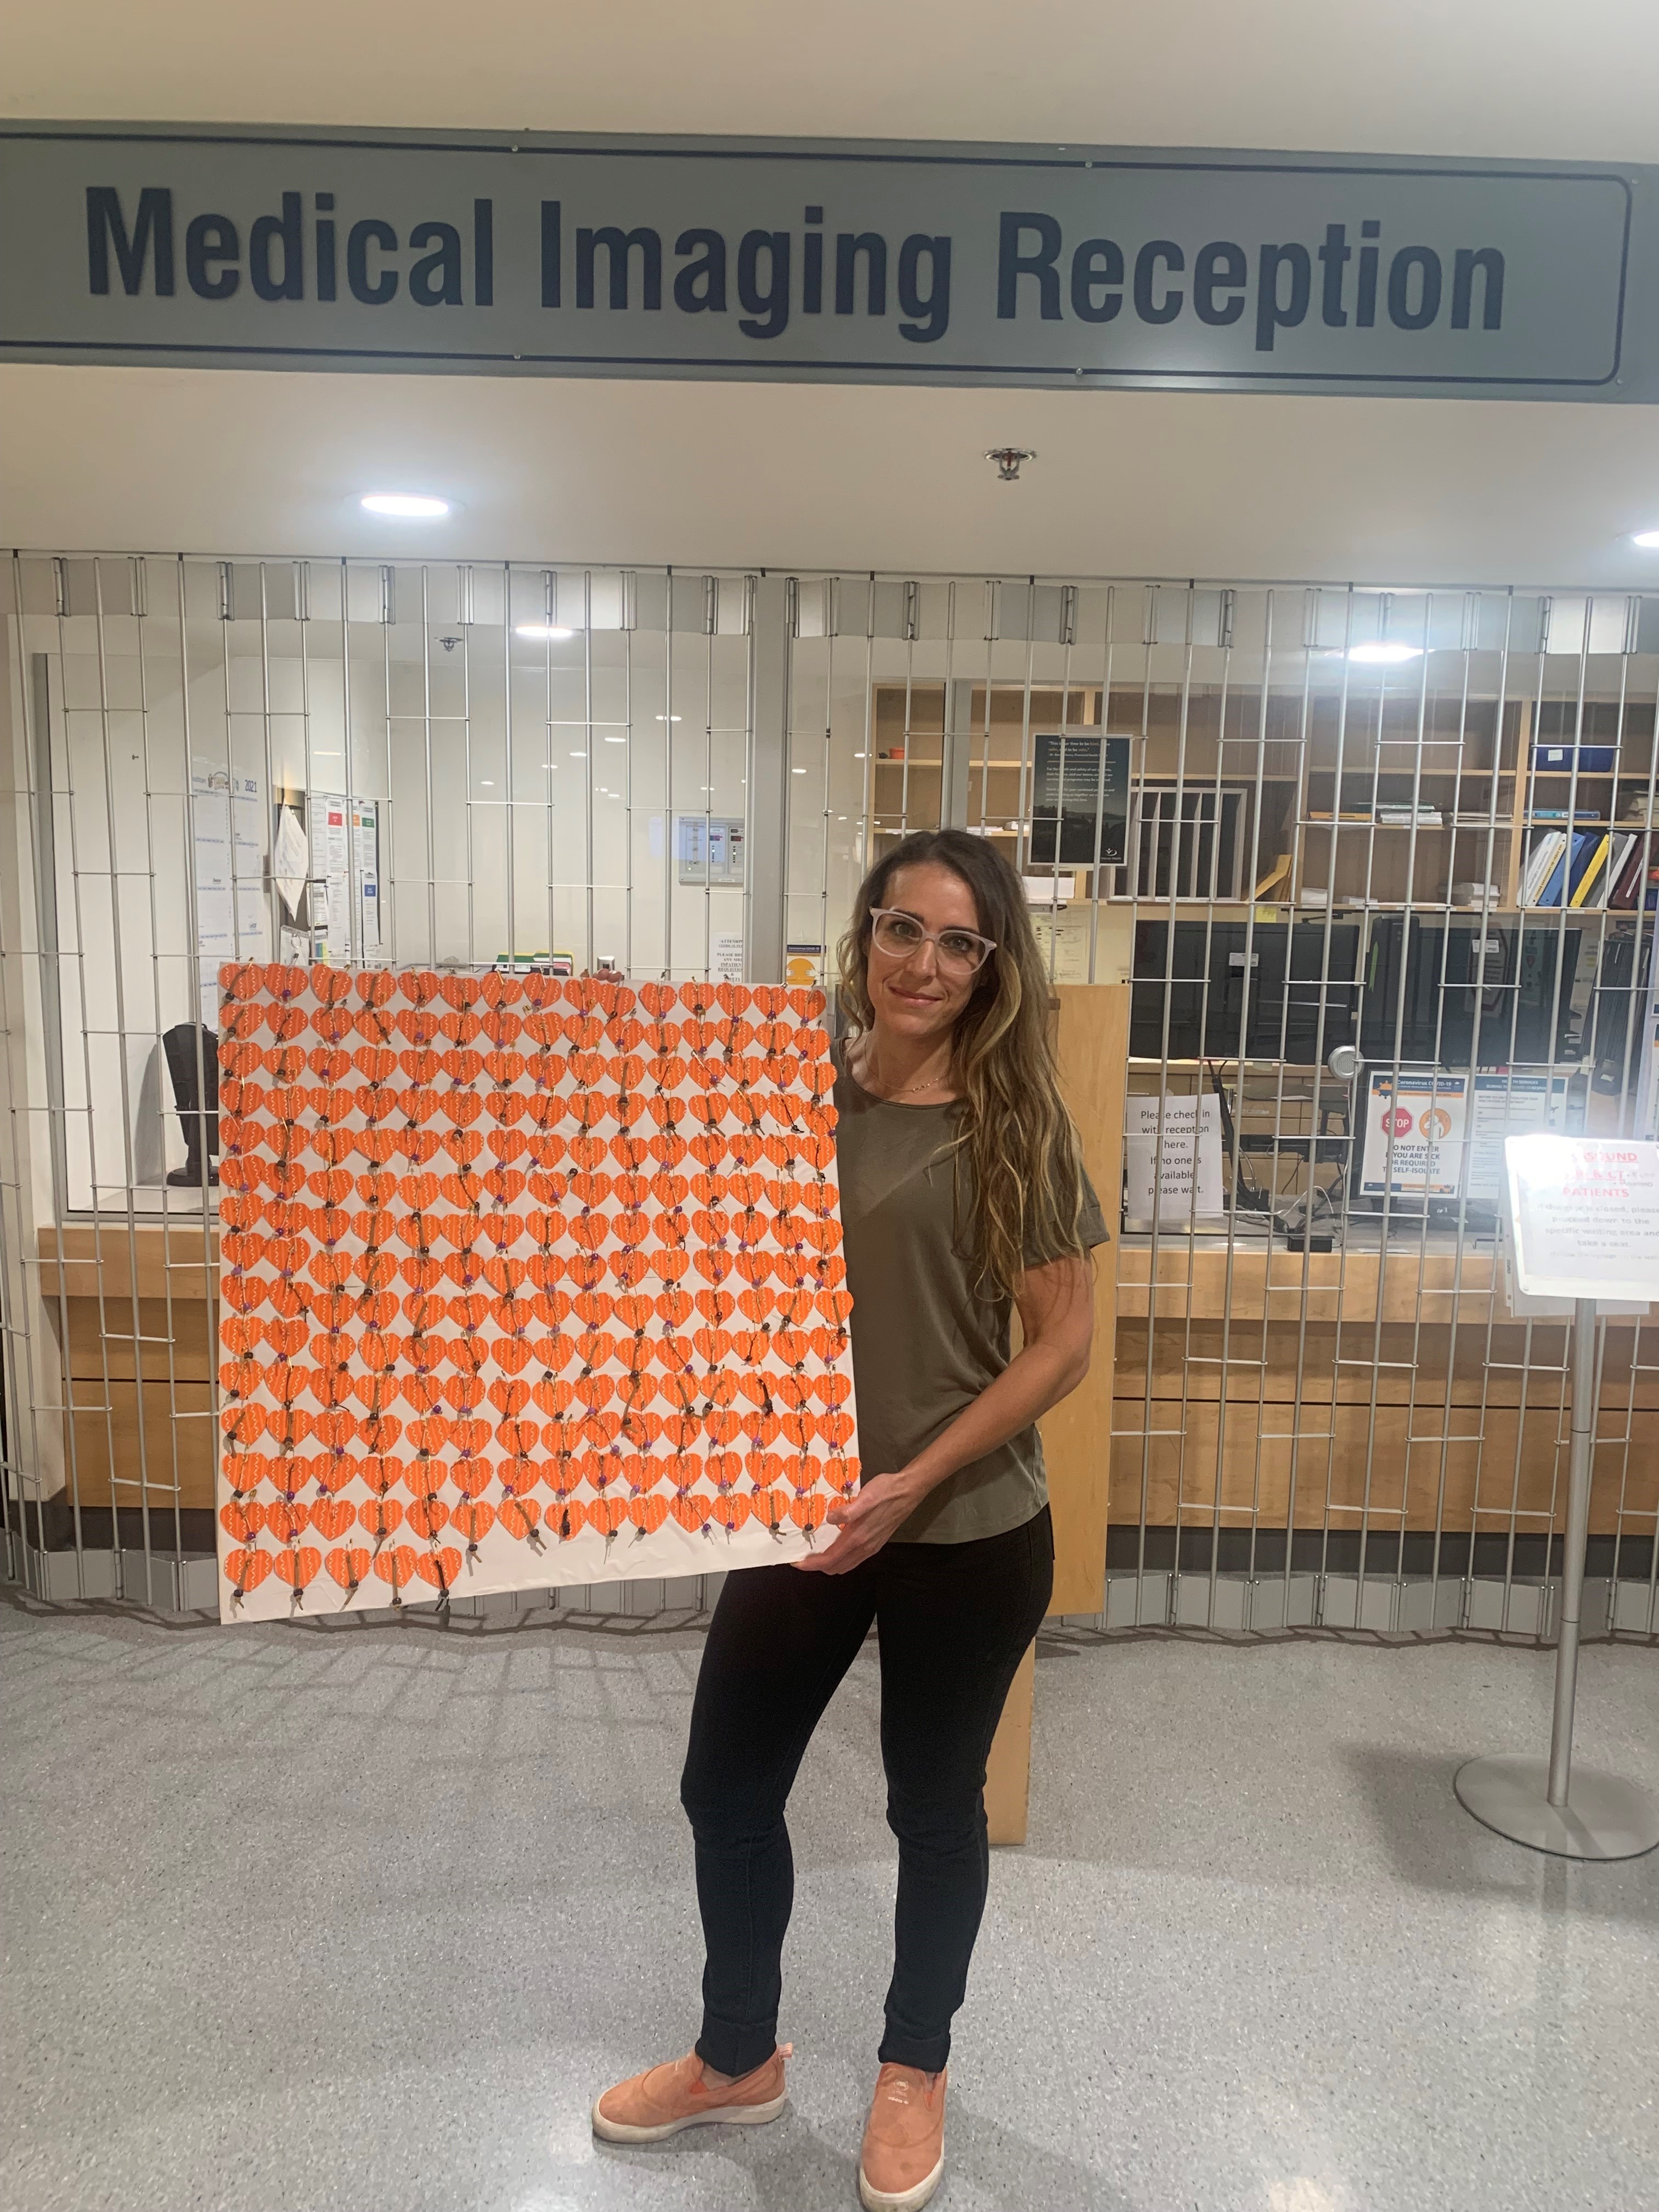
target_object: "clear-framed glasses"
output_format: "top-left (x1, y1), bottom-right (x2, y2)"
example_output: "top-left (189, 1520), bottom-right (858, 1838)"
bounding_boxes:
top-left (868, 907), bottom-right (997, 975)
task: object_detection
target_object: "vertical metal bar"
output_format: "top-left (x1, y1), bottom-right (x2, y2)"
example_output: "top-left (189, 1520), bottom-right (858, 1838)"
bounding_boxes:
top-left (622, 580), bottom-right (635, 978)
top-left (1548, 1297), bottom-right (1598, 1802)
top-left (702, 577), bottom-right (715, 979)
top-left (747, 574), bottom-right (791, 987)
top-left (3, 561), bottom-right (63, 1584)
top-left (53, 562), bottom-right (123, 1595)
top-left (129, 557), bottom-right (190, 1582)
top-left (425, 569), bottom-right (447, 966)
top-left (817, 581), bottom-right (834, 975)
top-left (663, 572), bottom-right (678, 980)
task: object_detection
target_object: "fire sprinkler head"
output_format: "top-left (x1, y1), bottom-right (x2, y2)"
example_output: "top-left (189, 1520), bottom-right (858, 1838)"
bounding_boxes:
top-left (985, 447), bottom-right (1036, 482)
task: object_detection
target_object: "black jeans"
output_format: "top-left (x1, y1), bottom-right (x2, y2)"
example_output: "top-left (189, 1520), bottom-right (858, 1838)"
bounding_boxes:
top-left (679, 1505), bottom-right (1053, 2077)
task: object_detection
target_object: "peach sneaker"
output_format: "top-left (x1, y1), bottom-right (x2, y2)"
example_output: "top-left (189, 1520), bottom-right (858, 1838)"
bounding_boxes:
top-left (590, 2044), bottom-right (792, 2143)
top-left (858, 2061), bottom-right (947, 2211)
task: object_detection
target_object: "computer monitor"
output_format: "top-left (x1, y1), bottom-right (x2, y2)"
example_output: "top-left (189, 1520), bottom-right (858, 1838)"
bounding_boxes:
top-left (1359, 917), bottom-right (1582, 1067)
top-left (1132, 922), bottom-right (1361, 1062)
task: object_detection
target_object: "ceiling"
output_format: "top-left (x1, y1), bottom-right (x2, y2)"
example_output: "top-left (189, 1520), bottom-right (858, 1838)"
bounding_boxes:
top-left (7, 364), bottom-right (1659, 588)
top-left (4, 0), bottom-right (1658, 585)
top-left (9, 0), bottom-right (1659, 164)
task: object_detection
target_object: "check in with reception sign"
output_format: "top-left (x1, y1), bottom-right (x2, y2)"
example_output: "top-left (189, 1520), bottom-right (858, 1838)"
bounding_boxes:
top-left (0, 124), bottom-right (1650, 397)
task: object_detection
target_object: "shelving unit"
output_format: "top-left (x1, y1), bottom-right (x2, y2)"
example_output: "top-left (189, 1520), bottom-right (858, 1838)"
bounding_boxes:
top-left (861, 682), bottom-right (1659, 917)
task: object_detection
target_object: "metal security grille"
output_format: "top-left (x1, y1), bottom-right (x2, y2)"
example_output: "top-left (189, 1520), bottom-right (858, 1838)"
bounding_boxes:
top-left (3, 556), bottom-right (1657, 1641)
top-left (0, 555), bottom-right (769, 1612)
top-left (781, 576), bottom-right (1659, 1641)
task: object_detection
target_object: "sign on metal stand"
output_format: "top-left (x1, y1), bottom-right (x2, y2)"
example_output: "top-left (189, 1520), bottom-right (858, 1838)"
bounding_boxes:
top-left (1454, 1136), bottom-right (1659, 1860)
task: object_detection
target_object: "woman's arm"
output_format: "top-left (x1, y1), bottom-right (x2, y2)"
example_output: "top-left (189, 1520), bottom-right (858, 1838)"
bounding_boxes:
top-left (793, 1252), bottom-right (1096, 1576)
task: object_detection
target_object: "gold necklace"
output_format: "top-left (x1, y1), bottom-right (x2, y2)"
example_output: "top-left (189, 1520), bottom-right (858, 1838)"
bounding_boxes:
top-left (864, 1056), bottom-right (954, 1099)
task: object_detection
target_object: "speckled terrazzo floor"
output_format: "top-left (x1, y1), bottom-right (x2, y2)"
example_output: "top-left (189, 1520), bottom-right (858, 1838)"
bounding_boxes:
top-left (2, 1597), bottom-right (1656, 2212)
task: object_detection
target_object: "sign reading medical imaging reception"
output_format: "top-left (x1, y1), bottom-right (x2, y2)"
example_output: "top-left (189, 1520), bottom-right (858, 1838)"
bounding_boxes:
top-left (0, 123), bottom-right (1654, 397)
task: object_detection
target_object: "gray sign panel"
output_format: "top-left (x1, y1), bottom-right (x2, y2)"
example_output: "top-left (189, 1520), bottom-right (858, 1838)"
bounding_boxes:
top-left (0, 124), bottom-right (1651, 398)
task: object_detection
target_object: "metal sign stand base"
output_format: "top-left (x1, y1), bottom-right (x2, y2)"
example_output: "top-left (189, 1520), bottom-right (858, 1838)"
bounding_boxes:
top-left (1454, 1298), bottom-right (1659, 1863)
top-left (1456, 1752), bottom-right (1659, 1859)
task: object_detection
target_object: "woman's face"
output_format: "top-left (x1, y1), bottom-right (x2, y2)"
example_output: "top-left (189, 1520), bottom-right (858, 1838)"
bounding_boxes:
top-left (865, 860), bottom-right (988, 1048)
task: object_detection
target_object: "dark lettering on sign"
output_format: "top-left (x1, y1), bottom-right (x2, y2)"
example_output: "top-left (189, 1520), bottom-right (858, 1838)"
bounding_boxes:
top-left (347, 218), bottom-right (398, 305)
top-left (674, 229), bottom-right (727, 314)
top-left (998, 212), bottom-right (1062, 320)
top-left (1193, 241), bottom-right (1246, 326)
top-left (67, 171), bottom-right (1539, 383)
top-left (1318, 222), bottom-right (1351, 328)
top-left (1357, 219), bottom-right (1381, 328)
top-left (86, 185), bottom-right (174, 296)
top-left (185, 213), bottom-right (239, 300)
top-left (1133, 240), bottom-right (1184, 325)
top-left (409, 220), bottom-right (463, 308)
top-left (316, 193), bottom-right (337, 302)
top-left (250, 191), bottom-right (303, 302)
top-left (803, 207), bottom-right (824, 315)
top-left (1388, 246), bottom-right (1442, 331)
top-left (578, 225), bottom-right (662, 312)
top-left (1452, 246), bottom-right (1504, 330)
top-left (896, 234), bottom-right (950, 342)
top-left (1256, 243), bottom-right (1311, 351)
top-left (737, 230), bottom-right (790, 339)
top-left (473, 200), bottom-right (493, 308)
top-left (1070, 239), bottom-right (1124, 324)
top-left (835, 232), bottom-right (886, 317)
top-left (540, 200), bottom-right (561, 309)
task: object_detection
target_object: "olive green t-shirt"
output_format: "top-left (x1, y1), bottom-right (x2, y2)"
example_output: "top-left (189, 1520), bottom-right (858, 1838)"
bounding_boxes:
top-left (834, 1054), bottom-right (1110, 1545)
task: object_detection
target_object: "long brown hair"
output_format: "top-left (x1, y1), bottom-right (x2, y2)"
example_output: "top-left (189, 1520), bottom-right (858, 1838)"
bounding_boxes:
top-left (836, 830), bottom-right (1087, 1299)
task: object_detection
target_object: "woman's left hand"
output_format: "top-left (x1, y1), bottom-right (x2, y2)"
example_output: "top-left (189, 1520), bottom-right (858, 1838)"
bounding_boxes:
top-left (792, 1470), bottom-right (921, 1576)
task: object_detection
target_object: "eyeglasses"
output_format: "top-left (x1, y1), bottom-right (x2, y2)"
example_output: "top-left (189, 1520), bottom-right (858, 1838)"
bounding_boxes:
top-left (868, 908), bottom-right (997, 975)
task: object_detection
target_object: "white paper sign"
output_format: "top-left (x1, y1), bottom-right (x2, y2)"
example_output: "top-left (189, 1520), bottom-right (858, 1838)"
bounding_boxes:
top-left (191, 760), bottom-right (266, 1024)
top-left (1030, 905), bottom-right (1094, 983)
top-left (352, 803), bottom-right (382, 956)
top-left (1505, 1135), bottom-right (1659, 1300)
top-left (272, 804), bottom-right (309, 921)
top-left (1125, 1094), bottom-right (1223, 1225)
top-left (1467, 1073), bottom-right (1581, 1204)
top-left (1359, 1068), bottom-right (1469, 1198)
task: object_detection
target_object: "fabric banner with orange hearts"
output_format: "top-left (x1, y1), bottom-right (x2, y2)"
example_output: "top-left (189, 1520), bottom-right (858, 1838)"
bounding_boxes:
top-left (215, 962), bottom-right (858, 1621)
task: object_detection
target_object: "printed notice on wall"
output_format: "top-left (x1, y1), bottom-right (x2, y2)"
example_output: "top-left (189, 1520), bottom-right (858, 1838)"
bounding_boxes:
top-left (1124, 1094), bottom-right (1224, 1227)
top-left (1358, 1068), bottom-right (1469, 1199)
top-left (1505, 1136), bottom-right (1659, 1300)
top-left (1030, 906), bottom-right (1094, 984)
top-left (191, 761), bottom-right (266, 1025)
top-left (1466, 1073), bottom-right (1582, 1204)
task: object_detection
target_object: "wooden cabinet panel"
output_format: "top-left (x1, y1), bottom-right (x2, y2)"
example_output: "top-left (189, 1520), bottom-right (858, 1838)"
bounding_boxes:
top-left (61, 1379), bottom-right (217, 1510)
top-left (1110, 1394), bottom-right (1656, 1533)
top-left (1042, 985), bottom-right (1130, 1616)
top-left (50, 1296), bottom-right (216, 1383)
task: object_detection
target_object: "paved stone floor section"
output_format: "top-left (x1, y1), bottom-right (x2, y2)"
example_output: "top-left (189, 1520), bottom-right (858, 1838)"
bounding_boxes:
top-left (2, 1594), bottom-right (1656, 2211)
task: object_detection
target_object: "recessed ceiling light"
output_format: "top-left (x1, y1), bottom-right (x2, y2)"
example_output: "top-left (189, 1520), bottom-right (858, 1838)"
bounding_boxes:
top-left (792, 766), bottom-right (807, 775)
top-left (656, 714), bottom-right (683, 723)
top-left (516, 623), bottom-right (574, 641)
top-left (1348, 641), bottom-right (1424, 665)
top-left (481, 780), bottom-right (495, 787)
top-left (1632, 529), bottom-right (1659, 550)
top-left (569, 749), bottom-right (586, 758)
top-left (360, 493), bottom-right (450, 518)
top-left (313, 751), bottom-right (341, 757)
top-left (604, 735), bottom-right (627, 744)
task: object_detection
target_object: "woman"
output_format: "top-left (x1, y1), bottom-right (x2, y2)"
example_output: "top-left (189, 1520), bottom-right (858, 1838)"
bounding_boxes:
top-left (593, 829), bottom-right (1108, 2211)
